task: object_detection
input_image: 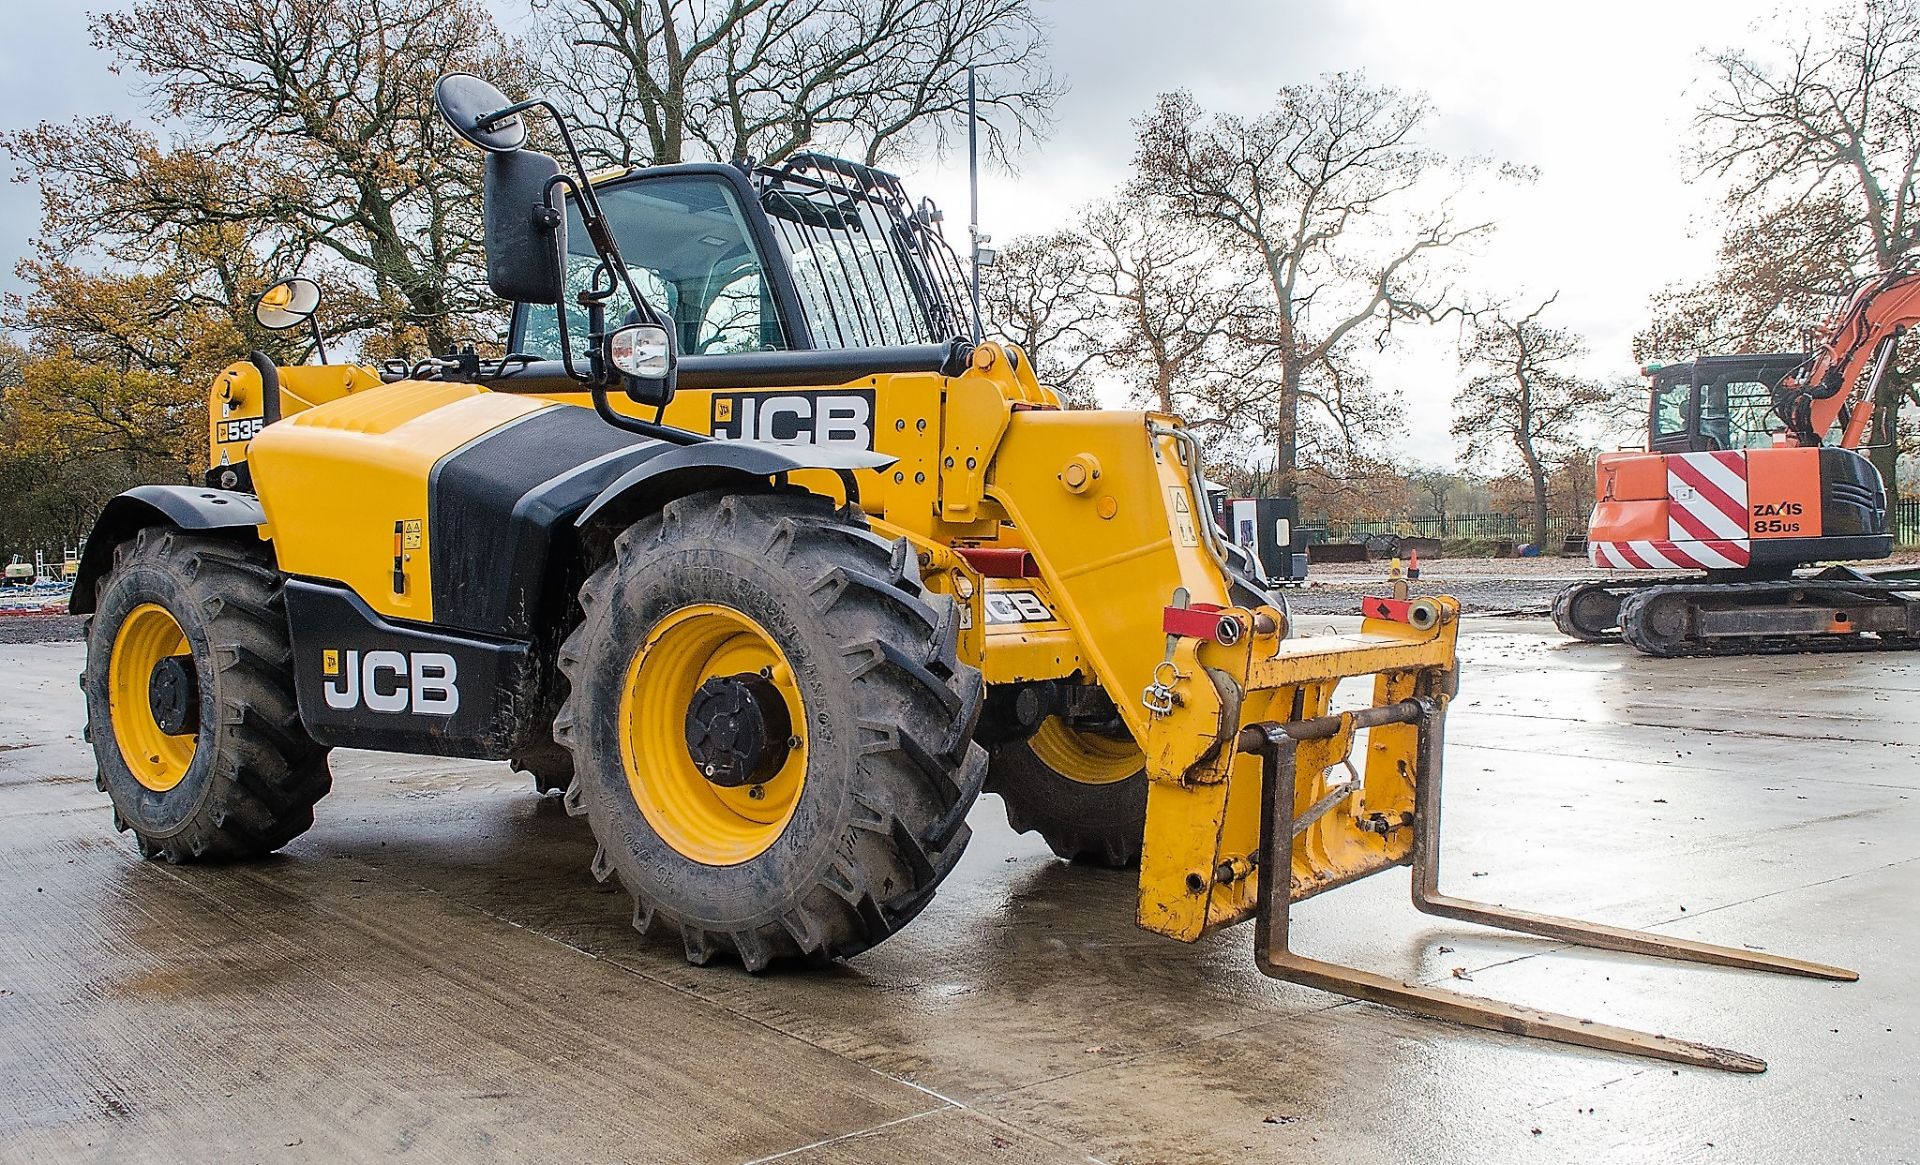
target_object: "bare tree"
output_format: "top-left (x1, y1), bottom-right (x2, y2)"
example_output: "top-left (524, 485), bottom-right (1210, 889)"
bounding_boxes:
top-left (980, 201), bottom-right (1280, 424)
top-left (1644, 0), bottom-right (1920, 486)
top-left (1296, 450), bottom-right (1414, 527)
top-left (1074, 200), bottom-right (1278, 432)
top-left (977, 229), bottom-right (1103, 405)
top-left (1133, 76), bottom-right (1515, 496)
top-left (1455, 296), bottom-right (1612, 547)
top-left (1406, 465), bottom-right (1457, 536)
top-left (526, 0), bottom-right (1060, 169)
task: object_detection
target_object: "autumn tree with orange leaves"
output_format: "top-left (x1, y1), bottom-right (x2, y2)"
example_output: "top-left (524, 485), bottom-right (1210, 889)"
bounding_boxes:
top-left (0, 0), bottom-right (518, 553)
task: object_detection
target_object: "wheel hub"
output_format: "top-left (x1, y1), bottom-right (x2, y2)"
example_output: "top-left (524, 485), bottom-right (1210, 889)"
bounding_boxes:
top-left (685, 672), bottom-right (792, 788)
top-left (147, 654), bottom-right (199, 736)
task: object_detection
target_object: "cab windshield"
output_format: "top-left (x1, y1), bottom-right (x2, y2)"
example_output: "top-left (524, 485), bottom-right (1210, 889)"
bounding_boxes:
top-left (1697, 367), bottom-right (1788, 451)
top-left (1648, 356), bottom-right (1807, 452)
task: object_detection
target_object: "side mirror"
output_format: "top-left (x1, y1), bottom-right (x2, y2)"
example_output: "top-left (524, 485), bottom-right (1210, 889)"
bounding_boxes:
top-left (253, 278), bottom-right (321, 330)
top-left (434, 73), bottom-right (527, 153)
top-left (435, 72), bottom-right (564, 306)
top-left (609, 323), bottom-right (676, 408)
top-left (252, 276), bottom-right (329, 364)
top-left (482, 149), bottom-right (567, 305)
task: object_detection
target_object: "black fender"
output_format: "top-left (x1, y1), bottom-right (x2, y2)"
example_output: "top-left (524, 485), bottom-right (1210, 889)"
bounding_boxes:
top-left (70, 485), bottom-right (267, 615)
top-left (575, 440), bottom-right (895, 532)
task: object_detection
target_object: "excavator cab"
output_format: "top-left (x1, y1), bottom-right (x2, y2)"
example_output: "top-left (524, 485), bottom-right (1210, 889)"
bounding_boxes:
top-left (1646, 353), bottom-right (1807, 454)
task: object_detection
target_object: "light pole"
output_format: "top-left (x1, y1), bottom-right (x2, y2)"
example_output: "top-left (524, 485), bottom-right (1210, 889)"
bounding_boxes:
top-left (967, 66), bottom-right (983, 344)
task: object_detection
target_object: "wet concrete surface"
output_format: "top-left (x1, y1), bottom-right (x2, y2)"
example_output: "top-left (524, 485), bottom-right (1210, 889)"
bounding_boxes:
top-left (1, 621), bottom-right (1915, 1163)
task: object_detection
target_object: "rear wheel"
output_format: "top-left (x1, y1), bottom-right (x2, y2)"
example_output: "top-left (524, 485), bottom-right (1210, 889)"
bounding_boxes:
top-left (987, 711), bottom-right (1147, 867)
top-left (556, 491), bottom-right (986, 970)
top-left (82, 528), bottom-right (331, 861)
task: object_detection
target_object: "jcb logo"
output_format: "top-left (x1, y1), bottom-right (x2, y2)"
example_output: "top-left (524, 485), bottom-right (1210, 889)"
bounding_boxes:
top-left (321, 649), bottom-right (460, 716)
top-left (710, 390), bottom-right (875, 449)
top-left (984, 590), bottom-right (1054, 625)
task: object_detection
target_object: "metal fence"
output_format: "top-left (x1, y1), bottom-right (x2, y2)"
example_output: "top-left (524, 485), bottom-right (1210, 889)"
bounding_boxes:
top-left (1316, 513), bottom-right (1577, 545)
top-left (1315, 500), bottom-right (1920, 546)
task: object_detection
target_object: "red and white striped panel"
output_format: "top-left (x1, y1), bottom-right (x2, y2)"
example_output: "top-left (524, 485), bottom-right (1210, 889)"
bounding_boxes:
top-left (1589, 451), bottom-right (1752, 571)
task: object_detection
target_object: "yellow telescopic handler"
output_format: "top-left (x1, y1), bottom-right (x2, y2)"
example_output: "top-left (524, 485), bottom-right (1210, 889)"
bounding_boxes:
top-left (70, 74), bottom-right (1851, 1074)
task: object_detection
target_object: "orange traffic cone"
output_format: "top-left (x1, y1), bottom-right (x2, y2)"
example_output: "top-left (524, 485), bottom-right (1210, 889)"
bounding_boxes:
top-left (1407, 549), bottom-right (1421, 580)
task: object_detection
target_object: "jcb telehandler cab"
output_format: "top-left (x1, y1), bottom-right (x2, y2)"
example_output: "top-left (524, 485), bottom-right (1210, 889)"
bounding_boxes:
top-left (72, 74), bottom-right (1851, 1072)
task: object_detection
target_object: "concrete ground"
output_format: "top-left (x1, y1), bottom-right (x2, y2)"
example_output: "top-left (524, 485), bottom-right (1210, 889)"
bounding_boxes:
top-left (1, 620), bottom-right (1915, 1164)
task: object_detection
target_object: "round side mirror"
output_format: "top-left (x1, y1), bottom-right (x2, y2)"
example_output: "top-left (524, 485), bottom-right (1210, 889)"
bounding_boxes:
top-left (435, 72), bottom-right (527, 154)
top-left (254, 278), bottom-right (322, 331)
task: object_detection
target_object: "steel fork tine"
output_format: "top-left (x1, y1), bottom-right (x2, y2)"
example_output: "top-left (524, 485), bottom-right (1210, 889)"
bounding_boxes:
top-left (1405, 701), bottom-right (1858, 982)
top-left (1246, 708), bottom-right (1855, 1073)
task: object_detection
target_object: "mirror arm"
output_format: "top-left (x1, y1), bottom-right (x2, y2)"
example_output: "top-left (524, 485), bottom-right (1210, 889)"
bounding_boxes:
top-left (525, 110), bottom-right (673, 337)
top-left (248, 351), bottom-right (282, 426)
top-left (477, 97), bottom-right (546, 132)
top-left (307, 315), bottom-right (329, 365)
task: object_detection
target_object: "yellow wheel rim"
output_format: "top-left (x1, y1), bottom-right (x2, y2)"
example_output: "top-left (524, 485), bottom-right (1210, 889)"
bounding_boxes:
top-left (108, 602), bottom-right (197, 793)
top-left (619, 604), bottom-right (806, 865)
top-left (1028, 716), bottom-right (1143, 786)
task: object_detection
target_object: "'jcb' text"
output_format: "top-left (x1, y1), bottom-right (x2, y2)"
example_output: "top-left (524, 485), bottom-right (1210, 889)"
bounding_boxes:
top-left (710, 390), bottom-right (876, 449)
top-left (322, 649), bottom-right (460, 716)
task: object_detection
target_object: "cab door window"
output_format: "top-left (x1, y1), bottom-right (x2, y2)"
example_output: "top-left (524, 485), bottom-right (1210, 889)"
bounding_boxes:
top-left (1651, 379), bottom-right (1693, 443)
top-left (514, 174), bottom-right (790, 360)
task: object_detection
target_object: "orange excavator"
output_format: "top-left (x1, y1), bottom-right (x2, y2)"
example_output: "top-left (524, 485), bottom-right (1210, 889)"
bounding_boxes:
top-left (1556, 269), bottom-right (1920, 655)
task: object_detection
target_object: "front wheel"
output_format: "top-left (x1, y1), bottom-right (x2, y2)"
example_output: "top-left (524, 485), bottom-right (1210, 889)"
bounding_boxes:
top-left (555, 492), bottom-right (986, 971)
top-left (82, 528), bottom-right (331, 861)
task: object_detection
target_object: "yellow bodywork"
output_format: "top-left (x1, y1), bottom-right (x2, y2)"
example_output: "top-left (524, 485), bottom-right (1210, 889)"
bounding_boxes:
top-left (209, 360), bottom-right (386, 470)
top-left (213, 340), bottom-right (1457, 945)
top-left (245, 379), bottom-right (553, 622)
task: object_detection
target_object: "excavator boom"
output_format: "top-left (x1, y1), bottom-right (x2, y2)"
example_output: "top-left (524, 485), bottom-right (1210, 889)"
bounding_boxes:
top-left (1777, 268), bottom-right (1920, 448)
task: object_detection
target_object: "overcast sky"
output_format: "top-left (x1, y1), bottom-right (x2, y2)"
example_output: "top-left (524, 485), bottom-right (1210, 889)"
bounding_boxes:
top-left (0, 1), bottom-right (1837, 467)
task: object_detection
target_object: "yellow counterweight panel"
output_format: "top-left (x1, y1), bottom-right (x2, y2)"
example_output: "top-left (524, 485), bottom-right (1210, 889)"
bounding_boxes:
top-left (208, 361), bottom-right (385, 469)
top-left (246, 380), bottom-right (556, 622)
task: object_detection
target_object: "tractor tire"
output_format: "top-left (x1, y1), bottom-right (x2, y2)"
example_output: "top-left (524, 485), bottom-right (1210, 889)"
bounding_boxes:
top-left (987, 718), bottom-right (1146, 867)
top-left (81, 527), bottom-right (331, 862)
top-left (554, 491), bottom-right (986, 971)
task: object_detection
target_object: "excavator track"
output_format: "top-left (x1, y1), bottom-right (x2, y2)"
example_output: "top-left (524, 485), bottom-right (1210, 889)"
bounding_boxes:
top-left (1551, 576), bottom-right (1702, 642)
top-left (1618, 576), bottom-right (1920, 657)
